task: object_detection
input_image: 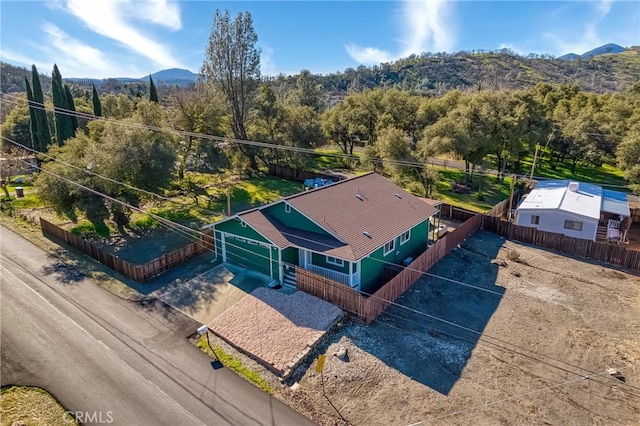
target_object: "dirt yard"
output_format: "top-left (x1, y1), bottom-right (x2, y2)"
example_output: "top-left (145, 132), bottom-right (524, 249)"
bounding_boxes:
top-left (209, 230), bottom-right (640, 425)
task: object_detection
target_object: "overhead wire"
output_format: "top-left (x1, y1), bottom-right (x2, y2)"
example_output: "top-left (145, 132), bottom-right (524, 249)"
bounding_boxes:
top-left (1, 92), bottom-right (634, 190)
top-left (7, 152), bottom-right (640, 400)
top-left (4, 95), bottom-right (639, 396)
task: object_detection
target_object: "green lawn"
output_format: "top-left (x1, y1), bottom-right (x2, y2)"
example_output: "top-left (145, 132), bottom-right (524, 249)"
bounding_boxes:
top-left (313, 147), bottom-right (358, 170)
top-left (435, 169), bottom-right (514, 212)
top-left (485, 152), bottom-right (628, 189)
top-left (230, 176), bottom-right (304, 212)
top-left (525, 159), bottom-right (626, 188)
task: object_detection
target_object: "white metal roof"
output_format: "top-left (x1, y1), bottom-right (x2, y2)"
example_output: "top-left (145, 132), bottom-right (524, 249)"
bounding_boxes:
top-left (518, 180), bottom-right (602, 220)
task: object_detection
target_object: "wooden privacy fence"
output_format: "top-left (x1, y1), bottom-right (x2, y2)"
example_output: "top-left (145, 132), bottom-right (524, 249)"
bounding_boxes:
top-left (267, 164), bottom-right (344, 183)
top-left (440, 203), bottom-right (478, 221)
top-left (296, 214), bottom-right (484, 323)
top-left (483, 216), bottom-right (640, 270)
top-left (630, 207), bottom-right (640, 224)
top-left (40, 218), bottom-right (214, 282)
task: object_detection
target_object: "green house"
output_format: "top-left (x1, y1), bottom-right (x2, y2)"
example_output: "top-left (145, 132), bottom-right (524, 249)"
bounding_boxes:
top-left (206, 173), bottom-right (439, 294)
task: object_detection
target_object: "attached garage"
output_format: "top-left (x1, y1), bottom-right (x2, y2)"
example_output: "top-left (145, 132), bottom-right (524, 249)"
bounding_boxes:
top-left (223, 235), bottom-right (272, 277)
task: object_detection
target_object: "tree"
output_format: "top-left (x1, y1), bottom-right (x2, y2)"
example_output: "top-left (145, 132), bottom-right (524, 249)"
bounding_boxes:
top-left (36, 114), bottom-right (176, 227)
top-left (31, 65), bottom-right (51, 152)
top-left (51, 64), bottom-right (77, 145)
top-left (1, 100), bottom-right (32, 150)
top-left (321, 102), bottom-right (359, 155)
top-left (92, 83), bottom-right (102, 117)
top-left (24, 78), bottom-right (38, 150)
top-left (616, 124), bottom-right (640, 192)
top-left (64, 84), bottom-right (79, 131)
top-left (149, 75), bottom-right (158, 103)
top-left (202, 9), bottom-right (261, 169)
top-left (290, 69), bottom-right (325, 112)
top-left (168, 85), bottom-right (227, 179)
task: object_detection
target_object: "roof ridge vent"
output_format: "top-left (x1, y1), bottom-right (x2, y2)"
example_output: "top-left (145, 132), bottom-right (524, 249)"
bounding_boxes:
top-left (356, 193), bottom-right (364, 201)
top-left (363, 231), bottom-right (371, 238)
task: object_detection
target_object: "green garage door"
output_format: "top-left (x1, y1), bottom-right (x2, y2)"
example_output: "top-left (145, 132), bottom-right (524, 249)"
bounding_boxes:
top-left (224, 235), bottom-right (272, 277)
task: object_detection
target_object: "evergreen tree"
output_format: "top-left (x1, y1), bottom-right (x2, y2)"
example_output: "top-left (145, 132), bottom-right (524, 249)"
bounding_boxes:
top-left (92, 83), bottom-right (102, 117)
top-left (31, 65), bottom-right (51, 151)
top-left (24, 77), bottom-right (38, 150)
top-left (51, 64), bottom-right (75, 145)
top-left (149, 75), bottom-right (158, 103)
top-left (64, 84), bottom-right (79, 131)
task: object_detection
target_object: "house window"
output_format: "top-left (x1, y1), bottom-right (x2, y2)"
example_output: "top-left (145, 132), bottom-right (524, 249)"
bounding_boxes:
top-left (326, 256), bottom-right (344, 266)
top-left (400, 230), bottom-right (410, 245)
top-left (530, 215), bottom-right (540, 225)
top-left (284, 204), bottom-right (291, 213)
top-left (383, 240), bottom-right (395, 256)
top-left (563, 220), bottom-right (583, 231)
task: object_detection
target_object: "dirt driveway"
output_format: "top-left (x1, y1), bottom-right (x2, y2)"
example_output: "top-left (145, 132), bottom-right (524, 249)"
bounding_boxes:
top-left (259, 231), bottom-right (640, 425)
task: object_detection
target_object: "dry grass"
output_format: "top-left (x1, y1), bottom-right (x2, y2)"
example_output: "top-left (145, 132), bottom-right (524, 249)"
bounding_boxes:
top-left (0, 386), bottom-right (77, 426)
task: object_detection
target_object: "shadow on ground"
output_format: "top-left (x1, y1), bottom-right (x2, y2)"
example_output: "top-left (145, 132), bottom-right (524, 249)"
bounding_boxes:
top-left (153, 263), bottom-right (271, 324)
top-left (349, 231), bottom-right (506, 395)
top-left (40, 251), bottom-right (85, 285)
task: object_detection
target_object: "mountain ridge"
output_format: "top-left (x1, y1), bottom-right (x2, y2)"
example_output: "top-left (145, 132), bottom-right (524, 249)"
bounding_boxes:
top-left (558, 43), bottom-right (625, 60)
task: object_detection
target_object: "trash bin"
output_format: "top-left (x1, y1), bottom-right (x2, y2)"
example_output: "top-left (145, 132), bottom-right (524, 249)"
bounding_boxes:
top-left (15, 187), bottom-right (24, 198)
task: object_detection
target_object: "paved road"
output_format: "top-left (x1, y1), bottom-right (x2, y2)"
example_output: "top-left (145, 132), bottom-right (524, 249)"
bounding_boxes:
top-left (0, 226), bottom-right (314, 426)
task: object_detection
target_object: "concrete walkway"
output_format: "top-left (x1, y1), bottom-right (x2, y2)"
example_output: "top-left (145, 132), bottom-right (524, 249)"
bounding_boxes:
top-left (156, 263), bottom-right (272, 325)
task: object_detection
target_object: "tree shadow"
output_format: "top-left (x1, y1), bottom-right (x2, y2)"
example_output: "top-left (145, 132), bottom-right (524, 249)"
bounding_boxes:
top-left (349, 230), bottom-right (506, 395)
top-left (40, 252), bottom-right (85, 285)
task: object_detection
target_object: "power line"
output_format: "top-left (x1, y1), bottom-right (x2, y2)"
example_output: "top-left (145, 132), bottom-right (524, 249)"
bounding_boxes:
top-left (9, 152), bottom-right (640, 400)
top-left (2, 92), bottom-right (634, 190)
top-left (4, 99), bottom-right (639, 394)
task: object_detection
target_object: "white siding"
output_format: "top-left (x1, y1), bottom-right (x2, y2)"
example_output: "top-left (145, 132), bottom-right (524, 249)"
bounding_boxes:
top-left (516, 208), bottom-right (598, 241)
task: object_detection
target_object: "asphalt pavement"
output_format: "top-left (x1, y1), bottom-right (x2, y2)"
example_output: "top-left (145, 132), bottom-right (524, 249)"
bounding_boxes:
top-left (0, 225), bottom-right (315, 426)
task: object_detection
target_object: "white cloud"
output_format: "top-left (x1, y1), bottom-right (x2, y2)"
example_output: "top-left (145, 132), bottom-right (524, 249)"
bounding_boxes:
top-left (38, 23), bottom-right (144, 77)
top-left (345, 45), bottom-right (394, 65)
top-left (260, 44), bottom-right (278, 76)
top-left (597, 0), bottom-right (614, 18)
top-left (346, 0), bottom-right (455, 65)
top-left (64, 0), bottom-right (184, 69)
top-left (400, 0), bottom-right (455, 55)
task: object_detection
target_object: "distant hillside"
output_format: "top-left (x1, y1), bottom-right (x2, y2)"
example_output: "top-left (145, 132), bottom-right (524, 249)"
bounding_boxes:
top-left (559, 43), bottom-right (626, 60)
top-left (304, 46), bottom-right (640, 94)
top-left (146, 68), bottom-right (198, 86)
top-left (0, 62), bottom-right (52, 94)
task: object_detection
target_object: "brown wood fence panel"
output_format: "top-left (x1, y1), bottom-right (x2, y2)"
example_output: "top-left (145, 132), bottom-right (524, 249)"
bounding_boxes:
top-left (295, 267), bottom-right (368, 321)
top-left (440, 203), bottom-right (478, 221)
top-left (40, 218), bottom-right (212, 282)
top-left (267, 164), bottom-right (343, 183)
top-left (483, 216), bottom-right (640, 270)
top-left (364, 214), bottom-right (483, 323)
top-left (630, 207), bottom-right (640, 224)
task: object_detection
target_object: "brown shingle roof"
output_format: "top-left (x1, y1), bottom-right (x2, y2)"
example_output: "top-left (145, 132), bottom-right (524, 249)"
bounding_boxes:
top-left (232, 173), bottom-right (437, 261)
top-left (284, 173), bottom-right (438, 260)
top-left (239, 210), bottom-right (354, 258)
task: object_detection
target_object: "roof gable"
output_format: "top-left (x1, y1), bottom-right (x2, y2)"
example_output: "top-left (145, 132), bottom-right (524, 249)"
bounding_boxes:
top-left (284, 173), bottom-right (438, 259)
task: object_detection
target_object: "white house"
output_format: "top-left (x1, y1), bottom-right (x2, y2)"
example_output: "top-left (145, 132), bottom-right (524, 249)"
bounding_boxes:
top-left (515, 180), bottom-right (630, 242)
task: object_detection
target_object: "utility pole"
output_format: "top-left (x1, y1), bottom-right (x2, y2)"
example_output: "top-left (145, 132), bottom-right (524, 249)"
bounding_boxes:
top-left (530, 130), bottom-right (555, 183)
top-left (529, 144), bottom-right (540, 183)
top-left (507, 174), bottom-right (516, 222)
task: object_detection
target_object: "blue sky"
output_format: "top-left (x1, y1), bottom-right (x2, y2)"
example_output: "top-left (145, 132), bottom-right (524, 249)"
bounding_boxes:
top-left (1, 0), bottom-right (638, 78)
